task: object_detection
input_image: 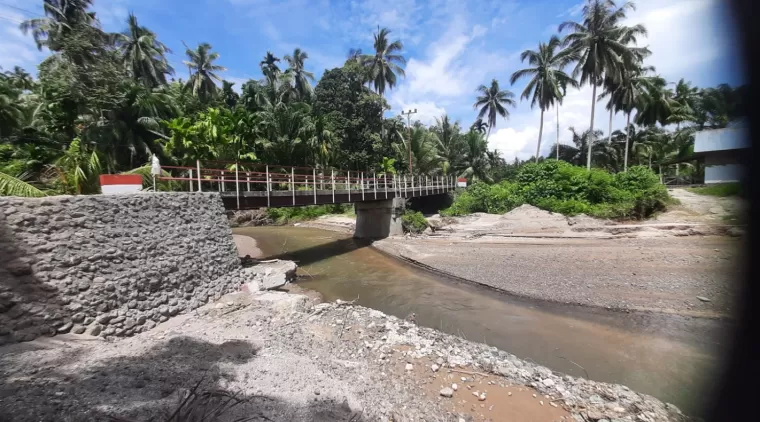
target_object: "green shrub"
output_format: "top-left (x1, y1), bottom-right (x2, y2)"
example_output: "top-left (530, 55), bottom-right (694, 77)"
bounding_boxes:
top-left (266, 204), bottom-right (353, 224)
top-left (401, 210), bottom-right (429, 234)
top-left (442, 160), bottom-right (669, 220)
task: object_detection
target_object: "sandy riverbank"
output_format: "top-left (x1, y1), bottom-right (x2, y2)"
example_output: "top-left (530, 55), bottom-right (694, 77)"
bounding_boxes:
top-left (373, 235), bottom-right (741, 318)
top-left (0, 286), bottom-right (690, 421)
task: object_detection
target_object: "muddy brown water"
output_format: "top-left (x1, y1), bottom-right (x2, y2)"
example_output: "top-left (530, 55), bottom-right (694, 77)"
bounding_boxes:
top-left (235, 226), bottom-right (730, 416)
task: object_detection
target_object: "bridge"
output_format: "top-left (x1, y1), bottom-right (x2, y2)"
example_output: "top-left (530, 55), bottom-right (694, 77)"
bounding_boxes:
top-left (157, 161), bottom-right (456, 238)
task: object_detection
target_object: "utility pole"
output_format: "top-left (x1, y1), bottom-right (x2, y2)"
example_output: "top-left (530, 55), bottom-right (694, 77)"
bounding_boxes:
top-left (400, 109), bottom-right (417, 174)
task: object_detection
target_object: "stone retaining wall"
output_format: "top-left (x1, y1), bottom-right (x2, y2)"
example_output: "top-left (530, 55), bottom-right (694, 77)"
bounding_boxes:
top-left (0, 193), bottom-right (241, 344)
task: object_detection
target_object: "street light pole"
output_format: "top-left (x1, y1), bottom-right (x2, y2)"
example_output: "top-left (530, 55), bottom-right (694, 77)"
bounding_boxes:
top-left (400, 109), bottom-right (417, 174)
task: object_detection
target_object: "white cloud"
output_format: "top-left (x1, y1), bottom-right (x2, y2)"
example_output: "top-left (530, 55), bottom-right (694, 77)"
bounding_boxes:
top-left (92, 0), bottom-right (130, 29)
top-left (623, 0), bottom-right (724, 75)
top-left (394, 102), bottom-right (447, 126)
top-left (492, 0), bottom-right (738, 161)
top-left (386, 16), bottom-right (512, 124)
top-left (0, 8), bottom-right (47, 74)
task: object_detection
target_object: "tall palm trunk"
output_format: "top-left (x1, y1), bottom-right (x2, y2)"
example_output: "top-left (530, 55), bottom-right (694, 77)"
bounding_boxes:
top-left (587, 83), bottom-right (597, 170)
top-left (485, 126), bottom-right (492, 143)
top-left (535, 108), bottom-right (544, 163)
top-left (607, 108), bottom-right (613, 144)
top-left (623, 112), bottom-right (631, 172)
top-left (556, 104), bottom-right (560, 160)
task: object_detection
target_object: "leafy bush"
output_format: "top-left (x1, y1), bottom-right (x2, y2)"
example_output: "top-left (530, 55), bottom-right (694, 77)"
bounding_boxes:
top-left (266, 204), bottom-right (353, 224)
top-left (401, 210), bottom-right (429, 234)
top-left (442, 160), bottom-right (669, 219)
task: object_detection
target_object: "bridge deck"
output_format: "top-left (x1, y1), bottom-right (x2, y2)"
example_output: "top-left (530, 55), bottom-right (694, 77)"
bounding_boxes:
top-left (220, 186), bottom-right (452, 209)
top-left (155, 161), bottom-right (457, 210)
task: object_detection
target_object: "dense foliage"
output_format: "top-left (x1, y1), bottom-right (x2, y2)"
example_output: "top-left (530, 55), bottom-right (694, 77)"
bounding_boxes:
top-left (443, 160), bottom-right (668, 219)
top-left (0, 0), bottom-right (746, 200)
top-left (266, 204), bottom-right (353, 224)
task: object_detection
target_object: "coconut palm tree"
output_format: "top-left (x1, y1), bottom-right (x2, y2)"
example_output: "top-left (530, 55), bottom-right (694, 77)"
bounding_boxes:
top-left (459, 130), bottom-right (492, 182)
top-left (184, 43), bottom-right (226, 102)
top-left (602, 65), bottom-right (658, 171)
top-left (0, 79), bottom-right (24, 138)
top-left (473, 79), bottom-right (516, 140)
top-left (0, 171), bottom-right (46, 197)
top-left (552, 127), bottom-right (605, 166)
top-left (260, 51), bottom-right (282, 85)
top-left (470, 118), bottom-right (488, 135)
top-left (668, 78), bottom-right (699, 129)
top-left (559, 0), bottom-right (647, 169)
top-left (510, 36), bottom-right (579, 163)
top-left (361, 27), bottom-right (406, 97)
top-left (394, 127), bottom-right (440, 175)
top-left (433, 115), bottom-right (463, 175)
top-left (634, 76), bottom-right (674, 126)
top-left (20, 0), bottom-right (97, 52)
top-left (114, 13), bottom-right (173, 88)
top-left (284, 48), bottom-right (316, 100)
top-left (347, 48), bottom-right (363, 63)
top-left (3, 67), bottom-right (35, 91)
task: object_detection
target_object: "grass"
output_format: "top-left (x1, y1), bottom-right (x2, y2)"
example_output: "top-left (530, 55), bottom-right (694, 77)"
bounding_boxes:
top-left (687, 183), bottom-right (742, 197)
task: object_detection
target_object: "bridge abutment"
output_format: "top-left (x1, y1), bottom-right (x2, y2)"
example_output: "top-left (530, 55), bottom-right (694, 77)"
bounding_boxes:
top-left (353, 197), bottom-right (406, 239)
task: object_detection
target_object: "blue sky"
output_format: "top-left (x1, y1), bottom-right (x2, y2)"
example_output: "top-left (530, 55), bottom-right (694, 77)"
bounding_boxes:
top-left (0, 0), bottom-right (745, 161)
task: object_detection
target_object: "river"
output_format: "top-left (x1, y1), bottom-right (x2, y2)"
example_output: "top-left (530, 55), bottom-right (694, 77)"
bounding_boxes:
top-left (234, 226), bottom-right (729, 415)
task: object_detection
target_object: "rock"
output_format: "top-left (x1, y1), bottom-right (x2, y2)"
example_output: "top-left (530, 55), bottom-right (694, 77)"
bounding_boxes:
top-left (451, 383), bottom-right (458, 391)
top-left (727, 227), bottom-right (745, 237)
top-left (439, 387), bottom-right (454, 398)
top-left (436, 357), bottom-right (444, 366)
top-left (96, 314), bottom-right (113, 325)
top-left (479, 393), bottom-right (486, 401)
top-left (431, 364), bottom-right (440, 372)
top-left (405, 363), bottom-right (413, 371)
top-left (7, 258), bottom-right (33, 276)
top-left (86, 323), bottom-right (103, 337)
top-left (542, 378), bottom-right (555, 387)
top-left (665, 403), bottom-right (682, 415)
top-left (696, 296), bottom-right (711, 302)
top-left (72, 325), bottom-right (86, 335)
top-left (57, 322), bottom-right (73, 333)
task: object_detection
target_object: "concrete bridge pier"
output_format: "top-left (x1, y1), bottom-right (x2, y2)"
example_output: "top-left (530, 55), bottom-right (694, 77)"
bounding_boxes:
top-left (353, 197), bottom-right (406, 239)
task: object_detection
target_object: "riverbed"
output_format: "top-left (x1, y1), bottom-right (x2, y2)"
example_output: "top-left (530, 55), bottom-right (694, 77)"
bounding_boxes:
top-left (234, 226), bottom-right (730, 415)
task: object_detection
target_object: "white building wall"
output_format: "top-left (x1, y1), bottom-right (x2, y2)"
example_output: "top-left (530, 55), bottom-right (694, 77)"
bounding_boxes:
top-left (704, 154), bottom-right (745, 184)
top-left (694, 126), bottom-right (749, 153)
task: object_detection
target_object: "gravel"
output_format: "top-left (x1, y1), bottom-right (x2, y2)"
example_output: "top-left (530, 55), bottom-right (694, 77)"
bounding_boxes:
top-left (0, 287), bottom-right (690, 421)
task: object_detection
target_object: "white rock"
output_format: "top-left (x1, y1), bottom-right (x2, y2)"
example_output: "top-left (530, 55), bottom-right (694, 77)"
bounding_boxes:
top-left (431, 364), bottom-right (440, 372)
top-left (479, 393), bottom-right (487, 401)
top-left (540, 400), bottom-right (544, 406)
top-left (439, 387), bottom-right (454, 398)
top-left (542, 378), bottom-right (555, 387)
top-left (452, 383), bottom-right (458, 391)
top-left (405, 363), bottom-right (413, 371)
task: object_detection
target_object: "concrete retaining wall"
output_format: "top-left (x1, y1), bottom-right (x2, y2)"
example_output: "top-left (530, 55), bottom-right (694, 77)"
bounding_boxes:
top-left (0, 193), bottom-right (241, 345)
